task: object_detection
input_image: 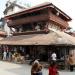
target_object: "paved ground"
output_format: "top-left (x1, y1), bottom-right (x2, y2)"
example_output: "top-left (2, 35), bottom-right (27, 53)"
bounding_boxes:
top-left (0, 61), bottom-right (75, 75)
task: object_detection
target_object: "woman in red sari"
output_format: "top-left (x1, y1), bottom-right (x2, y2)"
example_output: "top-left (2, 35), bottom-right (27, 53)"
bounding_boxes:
top-left (49, 61), bottom-right (59, 75)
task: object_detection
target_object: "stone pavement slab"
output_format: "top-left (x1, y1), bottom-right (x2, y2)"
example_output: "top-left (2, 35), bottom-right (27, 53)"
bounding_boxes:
top-left (0, 61), bottom-right (25, 75)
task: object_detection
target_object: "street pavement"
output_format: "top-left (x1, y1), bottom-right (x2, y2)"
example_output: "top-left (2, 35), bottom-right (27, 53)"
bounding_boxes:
top-left (0, 61), bottom-right (75, 75)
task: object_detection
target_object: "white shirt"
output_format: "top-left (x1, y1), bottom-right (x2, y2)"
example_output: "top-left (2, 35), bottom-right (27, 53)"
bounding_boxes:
top-left (3, 51), bottom-right (7, 57)
top-left (51, 53), bottom-right (57, 61)
top-left (35, 25), bottom-right (40, 31)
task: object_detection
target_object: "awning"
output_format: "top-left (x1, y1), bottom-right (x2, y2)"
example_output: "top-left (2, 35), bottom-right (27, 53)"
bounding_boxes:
top-left (0, 29), bottom-right (75, 45)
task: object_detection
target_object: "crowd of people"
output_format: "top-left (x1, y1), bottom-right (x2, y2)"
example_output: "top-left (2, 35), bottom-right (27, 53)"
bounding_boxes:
top-left (31, 59), bottom-right (59, 75)
top-left (3, 50), bottom-right (12, 61)
top-left (31, 52), bottom-right (75, 75)
top-left (2, 50), bottom-right (25, 63)
top-left (31, 51), bottom-right (58, 75)
top-left (1, 49), bottom-right (75, 75)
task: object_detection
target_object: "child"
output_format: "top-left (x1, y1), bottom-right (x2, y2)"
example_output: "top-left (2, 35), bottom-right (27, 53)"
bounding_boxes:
top-left (49, 61), bottom-right (59, 75)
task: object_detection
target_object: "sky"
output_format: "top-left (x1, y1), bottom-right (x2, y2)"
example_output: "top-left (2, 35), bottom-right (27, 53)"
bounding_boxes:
top-left (0, 0), bottom-right (75, 30)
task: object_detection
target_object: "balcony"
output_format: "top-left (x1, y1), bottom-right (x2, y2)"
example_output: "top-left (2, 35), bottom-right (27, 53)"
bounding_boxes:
top-left (8, 14), bottom-right (49, 27)
top-left (13, 30), bottom-right (49, 36)
top-left (50, 13), bottom-right (69, 28)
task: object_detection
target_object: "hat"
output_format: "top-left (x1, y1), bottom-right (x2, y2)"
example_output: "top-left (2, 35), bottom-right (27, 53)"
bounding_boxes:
top-left (34, 60), bottom-right (39, 64)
